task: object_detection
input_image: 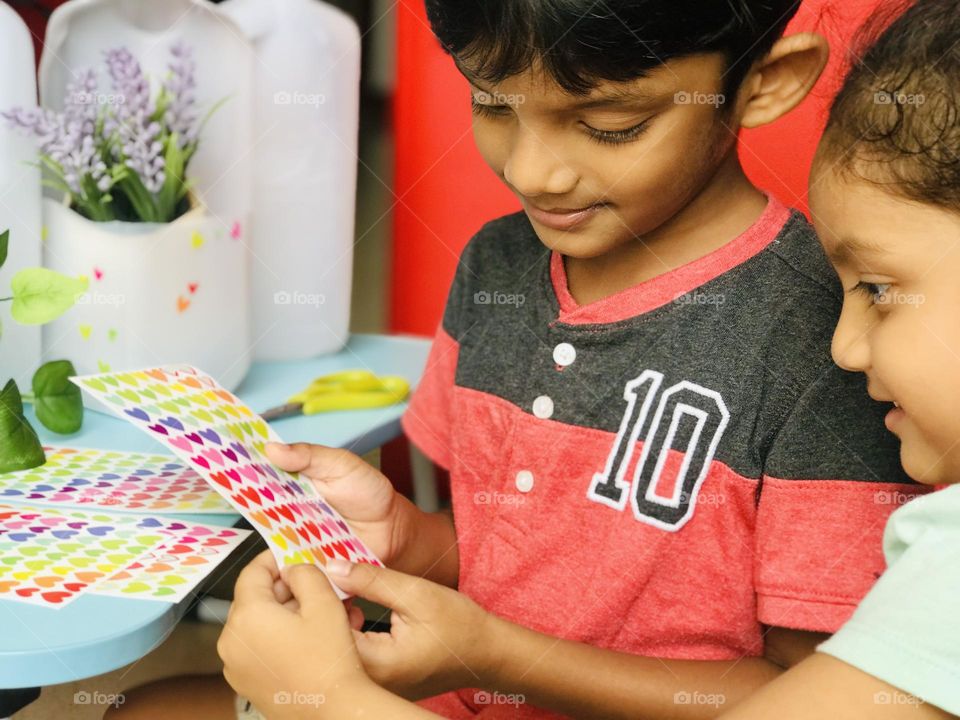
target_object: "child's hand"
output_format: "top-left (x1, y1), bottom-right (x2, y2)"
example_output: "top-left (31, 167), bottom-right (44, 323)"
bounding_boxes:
top-left (325, 558), bottom-right (499, 700)
top-left (265, 442), bottom-right (405, 565)
top-left (218, 551), bottom-right (371, 719)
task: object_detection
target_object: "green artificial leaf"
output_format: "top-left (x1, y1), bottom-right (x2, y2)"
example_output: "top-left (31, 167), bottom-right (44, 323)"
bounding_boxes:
top-left (10, 268), bottom-right (88, 325)
top-left (0, 379), bottom-right (46, 473)
top-left (32, 360), bottom-right (83, 434)
top-left (0, 229), bottom-right (8, 270)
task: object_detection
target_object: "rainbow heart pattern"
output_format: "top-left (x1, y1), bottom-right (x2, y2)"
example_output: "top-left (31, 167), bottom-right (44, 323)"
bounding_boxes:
top-left (0, 447), bottom-right (232, 514)
top-left (91, 525), bottom-right (249, 602)
top-left (72, 365), bottom-right (381, 598)
top-left (0, 505), bottom-right (251, 608)
top-left (0, 505), bottom-right (167, 607)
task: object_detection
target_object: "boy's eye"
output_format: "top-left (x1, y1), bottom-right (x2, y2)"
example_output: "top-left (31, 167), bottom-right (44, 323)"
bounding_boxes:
top-left (851, 281), bottom-right (892, 305)
top-left (471, 97), bottom-right (511, 118)
top-left (583, 119), bottom-right (652, 146)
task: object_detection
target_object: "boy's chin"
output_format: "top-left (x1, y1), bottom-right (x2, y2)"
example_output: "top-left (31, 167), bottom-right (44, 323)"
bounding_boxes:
top-left (529, 223), bottom-right (627, 260)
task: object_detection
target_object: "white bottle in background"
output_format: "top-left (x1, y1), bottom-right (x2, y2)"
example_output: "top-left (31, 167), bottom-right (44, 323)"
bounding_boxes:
top-left (221, 0), bottom-right (360, 360)
top-left (0, 2), bottom-right (42, 385)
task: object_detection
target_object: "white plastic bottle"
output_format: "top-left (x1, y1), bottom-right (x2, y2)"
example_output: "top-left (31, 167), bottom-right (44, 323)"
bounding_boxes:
top-left (0, 2), bottom-right (42, 383)
top-left (221, 0), bottom-right (360, 360)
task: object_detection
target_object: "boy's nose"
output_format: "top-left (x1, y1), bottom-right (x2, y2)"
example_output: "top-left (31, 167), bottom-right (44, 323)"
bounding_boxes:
top-left (502, 127), bottom-right (578, 197)
top-left (831, 309), bottom-right (872, 373)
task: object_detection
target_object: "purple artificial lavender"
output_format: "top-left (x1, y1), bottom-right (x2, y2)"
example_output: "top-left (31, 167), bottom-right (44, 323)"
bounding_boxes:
top-left (162, 41), bottom-right (198, 148)
top-left (103, 47), bottom-right (165, 193)
top-left (3, 68), bottom-right (109, 195)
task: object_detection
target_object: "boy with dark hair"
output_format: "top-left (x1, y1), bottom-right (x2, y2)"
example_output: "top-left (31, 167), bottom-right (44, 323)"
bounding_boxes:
top-left (123, 2), bottom-right (926, 719)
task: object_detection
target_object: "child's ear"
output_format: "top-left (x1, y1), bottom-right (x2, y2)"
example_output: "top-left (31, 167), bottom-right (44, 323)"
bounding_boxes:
top-left (738, 33), bottom-right (829, 129)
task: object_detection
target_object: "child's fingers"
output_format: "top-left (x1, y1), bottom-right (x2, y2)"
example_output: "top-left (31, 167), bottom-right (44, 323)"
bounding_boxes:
top-left (265, 442), bottom-right (362, 483)
top-left (273, 578), bottom-right (293, 604)
top-left (264, 442), bottom-right (317, 472)
top-left (325, 560), bottom-right (422, 616)
top-left (234, 550), bottom-right (282, 605)
top-left (348, 603), bottom-right (366, 631)
top-left (282, 563), bottom-right (346, 616)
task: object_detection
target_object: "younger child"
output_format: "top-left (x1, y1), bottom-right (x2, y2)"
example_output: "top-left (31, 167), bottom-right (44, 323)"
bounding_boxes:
top-left (219, 1), bottom-right (960, 718)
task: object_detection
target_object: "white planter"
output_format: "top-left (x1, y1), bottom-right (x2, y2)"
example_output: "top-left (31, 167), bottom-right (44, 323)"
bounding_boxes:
top-left (41, 199), bottom-right (251, 391)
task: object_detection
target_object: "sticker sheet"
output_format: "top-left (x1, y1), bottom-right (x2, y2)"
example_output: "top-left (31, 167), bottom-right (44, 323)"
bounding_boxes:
top-left (91, 524), bottom-right (250, 602)
top-left (0, 505), bottom-right (250, 608)
top-left (0, 447), bottom-right (232, 513)
top-left (72, 366), bottom-right (381, 598)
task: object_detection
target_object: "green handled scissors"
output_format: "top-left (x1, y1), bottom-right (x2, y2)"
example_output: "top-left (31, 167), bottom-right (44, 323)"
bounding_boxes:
top-left (261, 370), bottom-right (411, 421)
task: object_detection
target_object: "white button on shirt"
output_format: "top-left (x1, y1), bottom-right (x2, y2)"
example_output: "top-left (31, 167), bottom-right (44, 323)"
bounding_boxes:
top-left (532, 395), bottom-right (554, 419)
top-left (515, 470), bottom-right (535, 493)
top-left (553, 342), bottom-right (576, 367)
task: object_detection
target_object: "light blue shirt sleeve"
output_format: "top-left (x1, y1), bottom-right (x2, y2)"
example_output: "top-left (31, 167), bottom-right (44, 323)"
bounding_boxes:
top-left (818, 484), bottom-right (960, 715)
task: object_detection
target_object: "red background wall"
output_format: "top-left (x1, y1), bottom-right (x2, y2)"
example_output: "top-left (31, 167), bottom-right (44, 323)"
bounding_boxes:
top-left (390, 0), bottom-right (885, 337)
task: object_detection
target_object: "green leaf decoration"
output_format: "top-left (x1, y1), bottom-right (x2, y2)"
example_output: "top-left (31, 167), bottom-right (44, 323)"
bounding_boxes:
top-left (10, 268), bottom-right (88, 325)
top-left (32, 360), bottom-right (83, 434)
top-left (0, 379), bottom-right (46, 473)
top-left (0, 229), bottom-right (8, 270)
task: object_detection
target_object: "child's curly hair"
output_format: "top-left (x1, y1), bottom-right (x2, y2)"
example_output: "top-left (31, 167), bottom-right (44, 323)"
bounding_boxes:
top-left (822, 0), bottom-right (960, 209)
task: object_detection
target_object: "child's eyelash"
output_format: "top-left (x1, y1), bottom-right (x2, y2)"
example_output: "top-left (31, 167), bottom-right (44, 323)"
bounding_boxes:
top-left (584, 120), bottom-right (651, 146)
top-left (851, 281), bottom-right (892, 303)
top-left (470, 98), bottom-right (651, 146)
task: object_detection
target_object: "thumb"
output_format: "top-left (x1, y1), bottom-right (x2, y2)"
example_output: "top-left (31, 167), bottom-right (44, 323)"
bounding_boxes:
top-left (264, 442), bottom-right (315, 473)
top-left (282, 562), bottom-right (345, 616)
top-left (325, 559), bottom-right (425, 616)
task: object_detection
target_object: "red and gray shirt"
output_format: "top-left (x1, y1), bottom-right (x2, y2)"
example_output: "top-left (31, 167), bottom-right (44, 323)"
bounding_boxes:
top-left (402, 197), bottom-right (928, 719)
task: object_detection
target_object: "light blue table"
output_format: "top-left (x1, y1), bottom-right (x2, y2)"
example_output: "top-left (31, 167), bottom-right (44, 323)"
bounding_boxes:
top-left (0, 334), bottom-right (430, 691)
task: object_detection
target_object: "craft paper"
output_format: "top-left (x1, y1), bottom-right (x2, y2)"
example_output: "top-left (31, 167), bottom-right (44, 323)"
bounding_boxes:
top-left (91, 524), bottom-right (250, 602)
top-left (0, 505), bottom-right (168, 607)
top-left (0, 505), bottom-right (251, 608)
top-left (72, 365), bottom-right (381, 598)
top-left (0, 446), bottom-right (233, 513)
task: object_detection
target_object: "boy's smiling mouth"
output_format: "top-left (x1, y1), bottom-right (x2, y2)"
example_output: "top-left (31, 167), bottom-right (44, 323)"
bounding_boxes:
top-left (523, 200), bottom-right (608, 231)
